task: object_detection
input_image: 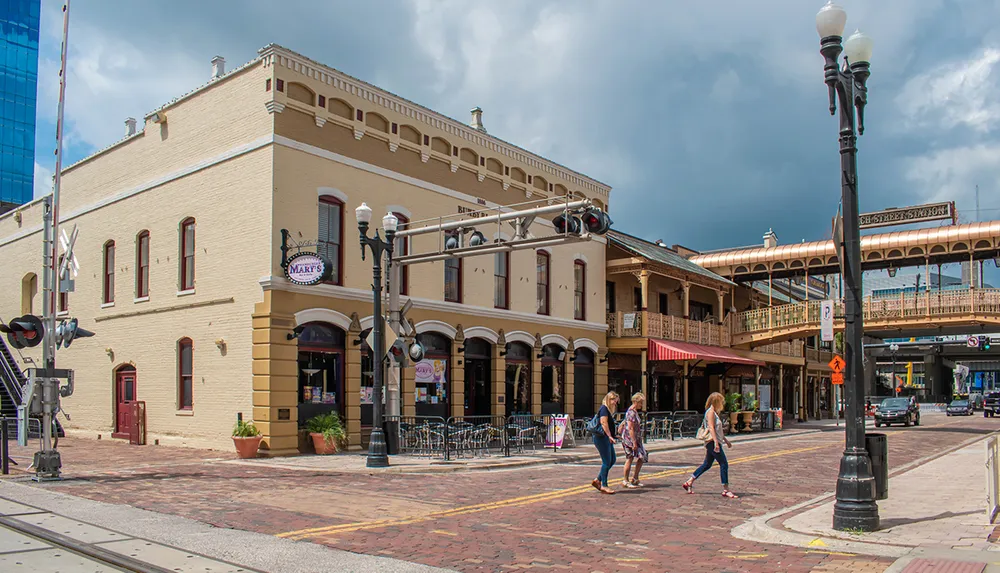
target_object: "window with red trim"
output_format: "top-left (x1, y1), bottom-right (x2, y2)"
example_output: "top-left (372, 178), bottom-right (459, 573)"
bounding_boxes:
top-left (536, 251), bottom-right (550, 315)
top-left (103, 240), bottom-right (115, 304)
top-left (136, 231), bottom-right (149, 298)
top-left (318, 196), bottom-right (343, 285)
top-left (178, 338), bottom-right (193, 410)
top-left (445, 257), bottom-right (462, 303)
top-left (574, 260), bottom-right (586, 320)
top-left (494, 252), bottom-right (509, 309)
top-left (179, 218), bottom-right (195, 291)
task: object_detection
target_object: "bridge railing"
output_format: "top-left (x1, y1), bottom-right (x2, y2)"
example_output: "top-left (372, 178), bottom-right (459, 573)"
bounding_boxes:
top-left (732, 288), bottom-right (1000, 335)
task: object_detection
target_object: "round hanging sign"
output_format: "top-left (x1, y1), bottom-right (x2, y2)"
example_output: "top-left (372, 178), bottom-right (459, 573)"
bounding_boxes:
top-left (285, 252), bottom-right (328, 286)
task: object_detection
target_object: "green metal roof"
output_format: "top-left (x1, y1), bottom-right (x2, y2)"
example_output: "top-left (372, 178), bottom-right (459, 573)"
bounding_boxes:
top-left (608, 230), bottom-right (736, 287)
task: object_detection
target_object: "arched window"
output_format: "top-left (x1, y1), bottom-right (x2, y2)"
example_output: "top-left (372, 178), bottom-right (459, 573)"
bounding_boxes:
top-left (445, 257), bottom-right (462, 303)
top-left (536, 251), bottom-right (550, 315)
top-left (494, 252), bottom-right (509, 309)
top-left (179, 218), bottom-right (195, 291)
top-left (318, 196), bottom-right (343, 285)
top-left (393, 213), bottom-right (409, 295)
top-left (178, 338), bottom-right (193, 410)
top-left (136, 231), bottom-right (150, 299)
top-left (103, 240), bottom-right (115, 304)
top-left (574, 259), bottom-right (586, 320)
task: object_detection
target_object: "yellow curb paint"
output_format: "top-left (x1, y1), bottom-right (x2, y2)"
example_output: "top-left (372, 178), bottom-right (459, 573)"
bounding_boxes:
top-left (278, 443), bottom-right (832, 540)
top-left (807, 538), bottom-right (827, 547)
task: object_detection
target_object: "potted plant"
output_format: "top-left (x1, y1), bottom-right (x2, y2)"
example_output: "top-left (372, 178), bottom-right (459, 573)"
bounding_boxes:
top-left (741, 393), bottom-right (755, 431)
top-left (725, 392), bottom-right (742, 430)
top-left (306, 412), bottom-right (346, 455)
top-left (232, 419), bottom-right (262, 459)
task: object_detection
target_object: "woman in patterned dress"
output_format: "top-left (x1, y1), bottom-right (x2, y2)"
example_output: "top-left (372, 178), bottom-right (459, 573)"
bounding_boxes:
top-left (620, 392), bottom-right (648, 488)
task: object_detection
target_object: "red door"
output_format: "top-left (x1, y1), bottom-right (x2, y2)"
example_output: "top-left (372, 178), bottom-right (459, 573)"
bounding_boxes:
top-left (114, 368), bottom-right (136, 438)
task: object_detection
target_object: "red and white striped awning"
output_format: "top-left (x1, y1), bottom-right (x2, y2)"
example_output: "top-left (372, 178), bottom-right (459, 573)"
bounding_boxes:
top-left (647, 339), bottom-right (765, 366)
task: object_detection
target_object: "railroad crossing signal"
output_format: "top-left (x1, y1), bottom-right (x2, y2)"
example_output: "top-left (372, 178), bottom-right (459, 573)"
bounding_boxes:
top-left (0, 315), bottom-right (45, 349)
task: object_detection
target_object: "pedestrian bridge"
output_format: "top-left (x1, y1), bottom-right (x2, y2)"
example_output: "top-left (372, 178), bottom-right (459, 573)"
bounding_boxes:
top-left (730, 288), bottom-right (1000, 345)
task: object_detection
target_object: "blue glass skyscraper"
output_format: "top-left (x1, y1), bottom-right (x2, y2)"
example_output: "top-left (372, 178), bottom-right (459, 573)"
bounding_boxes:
top-left (0, 0), bottom-right (40, 213)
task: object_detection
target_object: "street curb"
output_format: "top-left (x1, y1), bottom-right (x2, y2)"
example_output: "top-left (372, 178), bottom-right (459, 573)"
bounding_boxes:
top-left (226, 428), bottom-right (824, 475)
top-left (730, 428), bottom-right (1000, 559)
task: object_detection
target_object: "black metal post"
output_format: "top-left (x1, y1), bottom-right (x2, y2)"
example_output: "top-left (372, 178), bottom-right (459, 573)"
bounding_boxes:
top-left (359, 222), bottom-right (394, 468)
top-left (821, 33), bottom-right (879, 532)
top-left (892, 352), bottom-right (897, 397)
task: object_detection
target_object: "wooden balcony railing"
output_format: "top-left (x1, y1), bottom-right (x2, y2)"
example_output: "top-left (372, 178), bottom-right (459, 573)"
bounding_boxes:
top-left (607, 311), bottom-right (730, 347)
top-left (755, 341), bottom-right (804, 358)
top-left (731, 288), bottom-right (1000, 335)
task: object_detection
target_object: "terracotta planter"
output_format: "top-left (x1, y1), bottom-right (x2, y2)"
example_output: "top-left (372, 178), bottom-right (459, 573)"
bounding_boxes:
top-left (232, 436), bottom-right (262, 459)
top-left (729, 412), bottom-right (740, 431)
top-left (740, 411), bottom-right (753, 431)
top-left (310, 432), bottom-right (339, 455)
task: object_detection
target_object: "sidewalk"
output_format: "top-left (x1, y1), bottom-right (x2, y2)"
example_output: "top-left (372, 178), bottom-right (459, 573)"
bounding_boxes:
top-left (225, 425), bottom-right (822, 474)
top-left (733, 432), bottom-right (1000, 572)
top-left (0, 481), bottom-right (450, 573)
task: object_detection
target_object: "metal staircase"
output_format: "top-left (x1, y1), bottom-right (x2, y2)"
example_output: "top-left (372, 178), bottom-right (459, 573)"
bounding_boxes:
top-left (0, 337), bottom-right (25, 419)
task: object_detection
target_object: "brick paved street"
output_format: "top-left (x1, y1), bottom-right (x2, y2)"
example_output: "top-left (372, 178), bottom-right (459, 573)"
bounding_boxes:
top-left (5, 412), bottom-right (996, 572)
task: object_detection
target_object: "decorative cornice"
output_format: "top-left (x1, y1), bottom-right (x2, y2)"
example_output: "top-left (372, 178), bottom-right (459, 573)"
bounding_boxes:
top-left (265, 101), bottom-right (285, 114)
top-left (258, 276), bottom-right (609, 333)
top-left (257, 43), bottom-right (611, 198)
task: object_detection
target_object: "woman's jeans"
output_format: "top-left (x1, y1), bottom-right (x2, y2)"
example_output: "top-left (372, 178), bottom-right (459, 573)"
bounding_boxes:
top-left (594, 434), bottom-right (617, 487)
top-left (692, 441), bottom-right (729, 485)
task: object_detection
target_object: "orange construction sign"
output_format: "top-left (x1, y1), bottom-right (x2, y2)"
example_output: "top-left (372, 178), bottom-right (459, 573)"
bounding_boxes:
top-left (829, 355), bottom-right (846, 373)
top-left (832, 372), bottom-right (844, 385)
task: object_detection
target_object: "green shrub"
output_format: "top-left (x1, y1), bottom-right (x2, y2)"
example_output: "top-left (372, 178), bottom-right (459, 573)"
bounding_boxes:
top-left (724, 392), bottom-right (742, 413)
top-left (305, 412), bottom-right (346, 445)
top-left (233, 419), bottom-right (261, 438)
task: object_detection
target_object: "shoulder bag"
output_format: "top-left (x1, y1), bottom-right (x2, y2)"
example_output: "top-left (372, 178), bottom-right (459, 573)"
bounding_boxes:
top-left (585, 412), bottom-right (605, 437)
top-left (695, 412), bottom-right (713, 442)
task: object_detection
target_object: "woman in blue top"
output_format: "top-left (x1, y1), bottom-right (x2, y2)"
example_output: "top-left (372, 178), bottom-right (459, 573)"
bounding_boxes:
top-left (591, 391), bottom-right (620, 494)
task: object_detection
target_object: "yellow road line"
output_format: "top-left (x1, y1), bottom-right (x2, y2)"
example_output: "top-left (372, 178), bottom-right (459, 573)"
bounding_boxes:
top-left (278, 443), bottom-right (830, 540)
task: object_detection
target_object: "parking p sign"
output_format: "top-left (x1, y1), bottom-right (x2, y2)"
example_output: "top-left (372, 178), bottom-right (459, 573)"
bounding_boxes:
top-left (820, 300), bottom-right (834, 342)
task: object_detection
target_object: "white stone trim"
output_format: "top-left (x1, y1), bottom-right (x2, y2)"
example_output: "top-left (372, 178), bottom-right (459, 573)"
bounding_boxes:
top-left (503, 330), bottom-right (536, 346)
top-left (1, 135), bottom-right (274, 249)
top-left (385, 205), bottom-right (413, 220)
top-left (540, 334), bottom-right (570, 349)
top-left (294, 307), bottom-right (352, 331)
top-left (537, 247), bottom-right (552, 256)
top-left (359, 315), bottom-right (374, 331)
top-left (176, 289), bottom-right (196, 297)
top-left (100, 302), bottom-right (115, 309)
top-left (462, 326), bottom-right (499, 344)
top-left (573, 338), bottom-right (599, 353)
top-left (317, 187), bottom-right (348, 203)
top-left (415, 320), bottom-right (457, 339)
top-left (259, 276), bottom-right (609, 332)
top-left (572, 253), bottom-right (589, 264)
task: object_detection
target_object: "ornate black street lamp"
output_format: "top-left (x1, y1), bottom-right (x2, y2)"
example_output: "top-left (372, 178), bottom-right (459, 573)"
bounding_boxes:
top-left (816, 1), bottom-right (878, 532)
top-left (355, 202), bottom-right (398, 468)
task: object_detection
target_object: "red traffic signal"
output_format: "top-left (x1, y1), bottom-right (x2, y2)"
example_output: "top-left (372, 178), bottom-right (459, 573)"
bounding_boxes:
top-left (581, 208), bottom-right (613, 235)
top-left (552, 213), bottom-right (582, 235)
top-left (0, 315), bottom-right (45, 349)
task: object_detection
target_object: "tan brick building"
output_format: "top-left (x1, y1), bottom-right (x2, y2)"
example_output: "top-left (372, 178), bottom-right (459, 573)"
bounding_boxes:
top-left (0, 45), bottom-right (612, 454)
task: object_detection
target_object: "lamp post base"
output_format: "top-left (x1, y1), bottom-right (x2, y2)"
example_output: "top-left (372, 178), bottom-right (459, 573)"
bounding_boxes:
top-left (833, 447), bottom-right (879, 531)
top-left (366, 427), bottom-right (390, 468)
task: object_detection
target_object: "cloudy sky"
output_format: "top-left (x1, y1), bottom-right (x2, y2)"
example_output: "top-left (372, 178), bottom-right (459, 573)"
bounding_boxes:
top-left (31, 0), bottom-right (1000, 285)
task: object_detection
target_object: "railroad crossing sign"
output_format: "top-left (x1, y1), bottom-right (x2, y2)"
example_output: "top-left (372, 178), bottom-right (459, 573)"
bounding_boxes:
top-left (968, 336), bottom-right (980, 349)
top-left (365, 318), bottom-right (397, 358)
top-left (829, 355), bottom-right (846, 373)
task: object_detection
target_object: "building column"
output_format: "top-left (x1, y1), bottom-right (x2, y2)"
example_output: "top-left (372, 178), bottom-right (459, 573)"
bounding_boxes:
top-left (639, 269), bottom-right (650, 310)
top-left (778, 364), bottom-right (784, 413)
top-left (595, 347), bottom-right (609, 414)
top-left (683, 361), bottom-right (689, 410)
top-left (682, 281), bottom-right (691, 341)
top-left (754, 365), bottom-right (761, 409)
top-left (716, 290), bottom-right (725, 325)
top-left (451, 330), bottom-right (466, 419)
top-left (492, 335), bottom-right (507, 417)
top-left (640, 347), bottom-right (648, 398)
top-left (564, 340), bottom-right (575, 417)
top-left (804, 269), bottom-right (810, 302)
top-left (532, 335), bottom-right (543, 415)
top-left (251, 291), bottom-right (299, 456)
top-left (345, 315), bottom-right (363, 450)
top-left (402, 359), bottom-right (416, 418)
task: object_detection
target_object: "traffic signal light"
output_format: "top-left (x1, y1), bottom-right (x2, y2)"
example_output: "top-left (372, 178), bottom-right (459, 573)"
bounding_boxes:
top-left (554, 207), bottom-right (613, 236)
top-left (581, 207), bottom-right (613, 235)
top-left (0, 315), bottom-right (45, 349)
top-left (55, 318), bottom-right (95, 349)
top-left (552, 212), bottom-right (582, 235)
top-left (984, 336), bottom-right (993, 352)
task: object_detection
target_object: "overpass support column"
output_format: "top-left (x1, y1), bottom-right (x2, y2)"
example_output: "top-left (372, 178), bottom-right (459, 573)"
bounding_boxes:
top-left (924, 354), bottom-right (951, 402)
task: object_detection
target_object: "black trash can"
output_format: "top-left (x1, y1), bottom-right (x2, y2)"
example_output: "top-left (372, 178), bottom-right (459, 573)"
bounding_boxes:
top-left (383, 419), bottom-right (399, 455)
top-left (865, 432), bottom-right (888, 500)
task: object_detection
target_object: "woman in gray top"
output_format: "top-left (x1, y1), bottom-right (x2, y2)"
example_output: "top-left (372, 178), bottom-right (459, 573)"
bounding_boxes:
top-left (682, 392), bottom-right (739, 499)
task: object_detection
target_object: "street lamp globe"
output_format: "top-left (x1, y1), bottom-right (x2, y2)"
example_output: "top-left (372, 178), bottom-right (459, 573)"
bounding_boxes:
top-left (844, 30), bottom-right (873, 64)
top-left (816, 1), bottom-right (847, 38)
top-left (355, 202), bottom-right (373, 225)
top-left (382, 211), bottom-right (399, 233)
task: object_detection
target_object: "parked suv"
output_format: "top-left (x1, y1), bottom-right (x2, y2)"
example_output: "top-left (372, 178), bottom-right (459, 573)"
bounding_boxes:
top-left (984, 392), bottom-right (1000, 417)
top-left (947, 399), bottom-right (973, 416)
top-left (874, 397), bottom-right (920, 428)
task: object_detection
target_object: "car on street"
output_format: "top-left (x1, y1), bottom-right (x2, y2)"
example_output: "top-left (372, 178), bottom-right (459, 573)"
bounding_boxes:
top-left (874, 397), bottom-right (920, 428)
top-left (947, 399), bottom-right (973, 416)
top-left (984, 392), bottom-right (1000, 418)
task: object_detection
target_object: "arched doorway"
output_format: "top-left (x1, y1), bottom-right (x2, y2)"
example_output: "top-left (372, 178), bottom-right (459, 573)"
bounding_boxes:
top-left (505, 342), bottom-right (532, 416)
top-left (112, 364), bottom-right (136, 439)
top-left (297, 322), bottom-right (346, 444)
top-left (573, 348), bottom-right (595, 418)
top-left (415, 332), bottom-right (451, 419)
top-left (464, 338), bottom-right (492, 417)
top-left (540, 343), bottom-right (565, 414)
